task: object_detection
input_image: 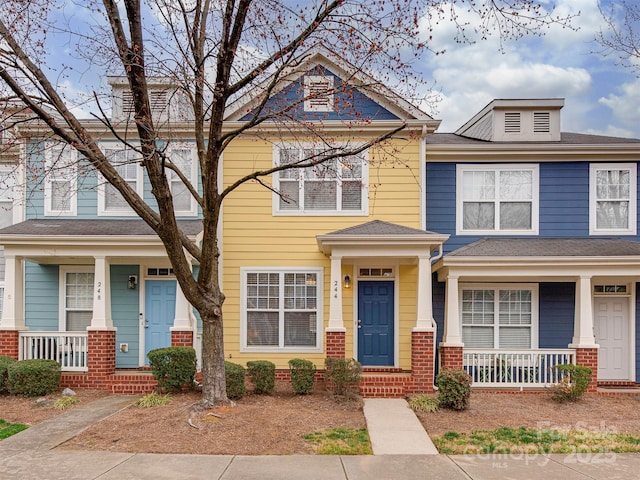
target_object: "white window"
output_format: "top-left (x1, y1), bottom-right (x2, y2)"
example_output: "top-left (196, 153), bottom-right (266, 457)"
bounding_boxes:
top-left (461, 285), bottom-right (537, 349)
top-left (0, 167), bottom-right (16, 228)
top-left (304, 75), bottom-right (334, 112)
top-left (98, 146), bottom-right (143, 216)
top-left (167, 146), bottom-right (197, 216)
top-left (44, 143), bottom-right (77, 216)
top-left (590, 163), bottom-right (637, 235)
top-left (274, 145), bottom-right (366, 215)
top-left (59, 268), bottom-right (94, 331)
top-left (241, 268), bottom-right (323, 352)
top-left (456, 164), bottom-right (539, 235)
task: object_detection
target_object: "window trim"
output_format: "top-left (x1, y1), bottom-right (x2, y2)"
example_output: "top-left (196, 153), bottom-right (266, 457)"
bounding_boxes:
top-left (97, 144), bottom-right (144, 216)
top-left (589, 163), bottom-right (637, 236)
top-left (0, 166), bottom-right (19, 228)
top-left (58, 266), bottom-right (95, 332)
top-left (44, 143), bottom-right (77, 217)
top-left (166, 143), bottom-right (198, 217)
top-left (272, 143), bottom-right (368, 216)
top-left (456, 164), bottom-right (539, 235)
top-left (240, 267), bottom-right (324, 353)
top-left (459, 283), bottom-right (539, 350)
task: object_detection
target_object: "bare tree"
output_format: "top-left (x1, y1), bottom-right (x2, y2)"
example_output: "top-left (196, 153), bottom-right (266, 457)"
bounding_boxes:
top-left (0, 0), bottom-right (574, 406)
top-left (596, 1), bottom-right (640, 75)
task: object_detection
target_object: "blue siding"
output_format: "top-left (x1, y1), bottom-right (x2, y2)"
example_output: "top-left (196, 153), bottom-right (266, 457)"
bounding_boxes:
top-left (636, 283), bottom-right (640, 383)
top-left (538, 283), bottom-right (575, 348)
top-left (24, 262), bottom-right (59, 330)
top-left (432, 276), bottom-right (445, 347)
top-left (241, 65), bottom-right (398, 122)
top-left (111, 265), bottom-right (140, 368)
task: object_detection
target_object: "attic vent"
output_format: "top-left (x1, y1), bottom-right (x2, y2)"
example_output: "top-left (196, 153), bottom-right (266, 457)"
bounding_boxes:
top-left (121, 90), bottom-right (168, 117)
top-left (504, 112), bottom-right (521, 133)
top-left (533, 112), bottom-right (550, 133)
top-left (304, 75), bottom-right (334, 112)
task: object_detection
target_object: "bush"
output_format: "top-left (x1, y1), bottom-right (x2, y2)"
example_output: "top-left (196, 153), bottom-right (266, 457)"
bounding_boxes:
top-left (7, 359), bottom-right (61, 397)
top-left (436, 369), bottom-right (472, 410)
top-left (551, 364), bottom-right (592, 402)
top-left (289, 358), bottom-right (316, 394)
top-left (225, 361), bottom-right (246, 400)
top-left (324, 358), bottom-right (362, 396)
top-left (409, 394), bottom-right (439, 413)
top-left (0, 355), bottom-right (16, 394)
top-left (247, 360), bottom-right (275, 394)
top-left (147, 346), bottom-right (197, 392)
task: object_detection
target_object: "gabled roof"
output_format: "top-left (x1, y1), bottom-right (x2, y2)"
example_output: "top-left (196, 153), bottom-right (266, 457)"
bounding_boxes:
top-left (224, 46), bottom-right (437, 127)
top-left (323, 220), bottom-right (440, 237)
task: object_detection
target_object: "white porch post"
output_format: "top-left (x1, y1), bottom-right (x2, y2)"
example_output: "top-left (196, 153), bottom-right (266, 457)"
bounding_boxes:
top-left (327, 255), bottom-right (345, 330)
top-left (172, 282), bottom-right (192, 330)
top-left (1, 255), bottom-right (25, 329)
top-left (415, 254), bottom-right (435, 330)
top-left (442, 275), bottom-right (463, 345)
top-left (91, 256), bottom-right (113, 329)
top-left (570, 275), bottom-right (597, 347)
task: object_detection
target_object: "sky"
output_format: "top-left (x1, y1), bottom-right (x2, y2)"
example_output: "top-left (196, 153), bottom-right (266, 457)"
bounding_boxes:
top-left (418, 0), bottom-right (640, 138)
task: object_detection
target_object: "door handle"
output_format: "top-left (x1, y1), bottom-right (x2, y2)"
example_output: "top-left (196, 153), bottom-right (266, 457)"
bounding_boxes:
top-left (357, 319), bottom-right (362, 329)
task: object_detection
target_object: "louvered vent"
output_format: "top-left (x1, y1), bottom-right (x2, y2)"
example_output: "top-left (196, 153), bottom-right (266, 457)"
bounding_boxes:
top-left (504, 112), bottom-right (521, 133)
top-left (304, 75), bottom-right (334, 112)
top-left (121, 90), bottom-right (168, 117)
top-left (533, 112), bottom-right (550, 133)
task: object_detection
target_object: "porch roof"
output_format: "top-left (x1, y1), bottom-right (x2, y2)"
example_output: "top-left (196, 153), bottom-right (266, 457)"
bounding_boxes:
top-left (447, 238), bottom-right (640, 257)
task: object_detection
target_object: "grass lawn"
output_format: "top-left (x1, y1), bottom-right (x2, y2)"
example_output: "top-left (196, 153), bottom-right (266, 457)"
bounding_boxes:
top-left (0, 419), bottom-right (28, 440)
top-left (303, 427), bottom-right (372, 454)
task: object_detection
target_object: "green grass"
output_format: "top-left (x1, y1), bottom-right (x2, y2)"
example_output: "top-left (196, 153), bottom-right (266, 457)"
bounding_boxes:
top-left (53, 396), bottom-right (80, 410)
top-left (0, 419), bottom-right (28, 440)
top-left (135, 392), bottom-right (171, 408)
top-left (433, 426), bottom-right (640, 454)
top-left (303, 428), bottom-right (373, 454)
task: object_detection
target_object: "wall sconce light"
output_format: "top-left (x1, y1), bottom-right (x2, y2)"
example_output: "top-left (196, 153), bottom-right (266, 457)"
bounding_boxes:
top-left (343, 274), bottom-right (352, 289)
top-left (127, 275), bottom-right (138, 290)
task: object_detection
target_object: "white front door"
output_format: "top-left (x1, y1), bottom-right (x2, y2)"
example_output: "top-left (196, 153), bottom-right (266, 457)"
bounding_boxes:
top-left (594, 297), bottom-right (630, 380)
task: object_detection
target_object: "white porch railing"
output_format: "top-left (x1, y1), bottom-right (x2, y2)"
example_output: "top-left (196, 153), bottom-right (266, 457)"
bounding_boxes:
top-left (462, 349), bottom-right (576, 388)
top-left (19, 332), bottom-right (88, 372)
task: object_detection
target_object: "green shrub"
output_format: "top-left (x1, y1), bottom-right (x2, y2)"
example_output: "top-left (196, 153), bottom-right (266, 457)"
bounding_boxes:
top-left (53, 396), bottom-right (79, 410)
top-left (436, 369), bottom-right (472, 410)
top-left (147, 346), bottom-right (197, 392)
top-left (409, 394), bottom-right (439, 413)
top-left (0, 355), bottom-right (16, 394)
top-left (551, 364), bottom-right (592, 402)
top-left (135, 392), bottom-right (172, 408)
top-left (324, 358), bottom-right (362, 396)
top-left (247, 360), bottom-right (276, 394)
top-left (225, 361), bottom-right (246, 400)
top-left (7, 359), bottom-right (61, 397)
top-left (289, 358), bottom-right (316, 394)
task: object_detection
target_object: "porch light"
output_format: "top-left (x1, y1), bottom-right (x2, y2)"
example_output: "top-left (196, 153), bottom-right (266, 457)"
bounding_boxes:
top-left (343, 274), bottom-right (352, 289)
top-left (127, 275), bottom-right (138, 290)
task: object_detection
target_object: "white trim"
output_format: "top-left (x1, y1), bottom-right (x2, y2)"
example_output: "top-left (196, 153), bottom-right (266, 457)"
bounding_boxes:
top-left (589, 163), bottom-right (637, 236)
top-left (456, 164), bottom-right (539, 235)
top-left (459, 283), bottom-right (539, 350)
top-left (272, 143), bottom-right (369, 216)
top-left (239, 267), bottom-right (324, 353)
top-left (43, 143), bottom-right (77, 217)
top-left (58, 266), bottom-right (95, 332)
top-left (97, 143), bottom-right (144, 217)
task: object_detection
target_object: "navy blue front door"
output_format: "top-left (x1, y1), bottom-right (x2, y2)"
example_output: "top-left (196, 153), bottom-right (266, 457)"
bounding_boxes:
top-left (357, 281), bottom-right (394, 366)
top-left (145, 280), bottom-right (176, 361)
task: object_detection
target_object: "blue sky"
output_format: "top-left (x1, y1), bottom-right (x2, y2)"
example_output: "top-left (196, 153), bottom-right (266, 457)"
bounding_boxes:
top-left (418, 0), bottom-right (640, 138)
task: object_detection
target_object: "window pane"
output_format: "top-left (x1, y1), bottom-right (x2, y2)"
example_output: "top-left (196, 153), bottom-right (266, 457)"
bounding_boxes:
top-left (51, 180), bottom-right (72, 211)
top-left (596, 201), bottom-right (629, 229)
top-left (462, 326), bottom-right (494, 348)
top-left (500, 202), bottom-right (532, 229)
top-left (462, 171), bottom-right (495, 201)
top-left (247, 312), bottom-right (279, 346)
top-left (304, 181), bottom-right (336, 210)
top-left (342, 181), bottom-right (362, 210)
top-left (461, 290), bottom-right (494, 325)
top-left (170, 149), bottom-right (192, 211)
top-left (67, 311), bottom-right (92, 332)
top-left (279, 180), bottom-right (299, 210)
top-left (284, 312), bottom-right (316, 346)
top-left (499, 327), bottom-right (531, 348)
top-left (463, 202), bottom-right (495, 230)
top-left (0, 203), bottom-right (12, 228)
top-left (500, 171), bottom-right (532, 200)
top-left (340, 156), bottom-right (362, 180)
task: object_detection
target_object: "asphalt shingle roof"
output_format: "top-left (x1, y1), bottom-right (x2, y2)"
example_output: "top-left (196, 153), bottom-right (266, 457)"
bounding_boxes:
top-left (323, 220), bottom-right (439, 236)
top-left (0, 219), bottom-right (203, 236)
top-left (448, 238), bottom-right (640, 257)
top-left (427, 132), bottom-right (640, 145)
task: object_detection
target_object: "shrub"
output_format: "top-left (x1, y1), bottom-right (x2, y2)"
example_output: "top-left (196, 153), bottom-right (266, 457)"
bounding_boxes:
top-left (436, 369), bottom-right (472, 411)
top-left (246, 360), bottom-right (276, 394)
top-left (147, 346), bottom-right (197, 392)
top-left (7, 359), bottom-right (61, 397)
top-left (225, 361), bottom-right (246, 400)
top-left (53, 396), bottom-right (79, 410)
top-left (409, 394), bottom-right (439, 413)
top-left (136, 392), bottom-right (172, 408)
top-left (551, 364), bottom-right (592, 402)
top-left (289, 358), bottom-right (316, 394)
top-left (0, 355), bottom-right (16, 394)
top-left (324, 358), bottom-right (362, 396)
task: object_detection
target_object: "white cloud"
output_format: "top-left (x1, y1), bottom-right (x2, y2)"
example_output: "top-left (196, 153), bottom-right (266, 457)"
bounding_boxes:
top-left (599, 80), bottom-right (640, 126)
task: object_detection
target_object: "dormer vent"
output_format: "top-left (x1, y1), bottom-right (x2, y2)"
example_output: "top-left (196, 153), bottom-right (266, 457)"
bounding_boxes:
top-left (533, 112), bottom-right (550, 133)
top-left (504, 112), bottom-right (521, 133)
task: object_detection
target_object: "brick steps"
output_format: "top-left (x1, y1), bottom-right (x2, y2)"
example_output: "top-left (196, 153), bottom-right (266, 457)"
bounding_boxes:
top-left (359, 373), bottom-right (413, 398)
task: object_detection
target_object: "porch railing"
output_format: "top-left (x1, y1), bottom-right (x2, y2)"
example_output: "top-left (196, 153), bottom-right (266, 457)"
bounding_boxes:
top-left (19, 331), bottom-right (89, 372)
top-left (462, 349), bottom-right (576, 388)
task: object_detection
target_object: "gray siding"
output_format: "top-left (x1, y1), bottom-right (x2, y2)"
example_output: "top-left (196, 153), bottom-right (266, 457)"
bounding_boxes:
top-left (24, 262), bottom-right (59, 330)
top-left (111, 265), bottom-right (141, 368)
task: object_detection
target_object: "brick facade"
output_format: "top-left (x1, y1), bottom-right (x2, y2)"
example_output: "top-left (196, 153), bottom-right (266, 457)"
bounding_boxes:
top-left (325, 330), bottom-right (346, 358)
top-left (408, 330), bottom-right (435, 394)
top-left (86, 329), bottom-right (117, 387)
top-left (171, 330), bottom-right (194, 347)
top-left (439, 345), bottom-right (463, 371)
top-left (0, 330), bottom-right (19, 359)
top-left (575, 347), bottom-right (599, 393)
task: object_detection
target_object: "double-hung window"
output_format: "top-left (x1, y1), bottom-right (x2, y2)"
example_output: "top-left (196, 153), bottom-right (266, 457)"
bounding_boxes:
top-left (457, 164), bottom-right (538, 234)
top-left (167, 146), bottom-right (197, 216)
top-left (241, 268), bottom-right (323, 351)
top-left (275, 146), bottom-right (366, 215)
top-left (0, 167), bottom-right (16, 229)
top-left (45, 143), bottom-right (77, 216)
top-left (590, 163), bottom-right (637, 235)
top-left (461, 285), bottom-right (537, 349)
top-left (60, 268), bottom-right (94, 331)
top-left (98, 146), bottom-right (143, 216)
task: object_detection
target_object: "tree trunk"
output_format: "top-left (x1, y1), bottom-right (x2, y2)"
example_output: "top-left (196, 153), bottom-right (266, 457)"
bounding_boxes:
top-left (200, 308), bottom-right (229, 406)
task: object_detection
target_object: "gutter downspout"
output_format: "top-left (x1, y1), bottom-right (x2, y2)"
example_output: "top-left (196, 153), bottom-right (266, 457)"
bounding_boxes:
top-left (420, 124), bottom-right (427, 231)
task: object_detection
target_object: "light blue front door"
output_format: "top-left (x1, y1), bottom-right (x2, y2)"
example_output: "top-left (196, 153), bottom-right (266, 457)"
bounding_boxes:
top-left (357, 281), bottom-right (394, 366)
top-left (145, 280), bottom-right (176, 361)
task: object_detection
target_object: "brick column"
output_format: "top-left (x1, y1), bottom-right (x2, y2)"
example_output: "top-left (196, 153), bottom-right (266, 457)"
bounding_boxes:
top-left (439, 345), bottom-right (463, 371)
top-left (325, 330), bottom-right (346, 358)
top-left (575, 347), bottom-right (598, 393)
top-left (171, 330), bottom-right (194, 347)
top-left (0, 330), bottom-right (20, 359)
top-left (87, 329), bottom-right (116, 386)
top-left (410, 330), bottom-right (435, 393)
